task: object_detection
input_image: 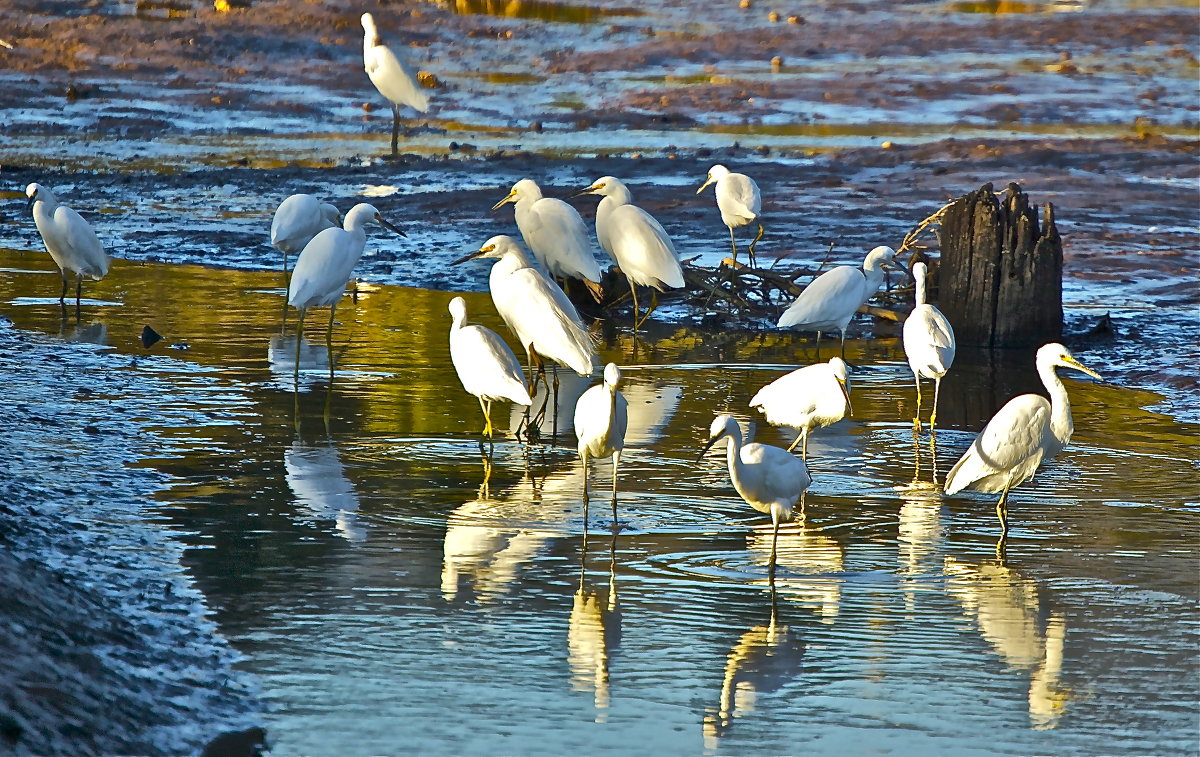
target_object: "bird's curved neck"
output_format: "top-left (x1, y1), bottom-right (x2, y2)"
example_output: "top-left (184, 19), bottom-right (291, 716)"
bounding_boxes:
top-left (363, 27), bottom-right (380, 50)
top-left (495, 250), bottom-right (533, 276)
top-left (1038, 360), bottom-right (1074, 446)
top-left (722, 430), bottom-right (745, 489)
top-left (600, 185), bottom-right (632, 209)
top-left (914, 270), bottom-right (927, 306)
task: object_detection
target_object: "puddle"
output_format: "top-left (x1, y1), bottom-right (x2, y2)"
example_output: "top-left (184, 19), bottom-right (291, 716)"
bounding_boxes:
top-left (440, 0), bottom-right (644, 23)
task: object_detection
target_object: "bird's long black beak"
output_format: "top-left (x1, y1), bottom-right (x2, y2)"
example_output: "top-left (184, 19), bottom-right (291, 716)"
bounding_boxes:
top-left (25, 194), bottom-right (34, 211)
top-left (451, 249), bottom-right (486, 266)
top-left (696, 436), bottom-right (719, 463)
top-left (378, 216), bottom-right (407, 237)
top-left (838, 379), bottom-right (853, 417)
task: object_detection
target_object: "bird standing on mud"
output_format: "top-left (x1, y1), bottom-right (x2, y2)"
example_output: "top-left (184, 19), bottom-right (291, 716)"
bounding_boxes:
top-left (361, 12), bottom-right (430, 157)
top-left (697, 164), bottom-right (763, 267)
top-left (492, 179), bottom-right (604, 302)
top-left (902, 261), bottom-right (956, 434)
top-left (577, 176), bottom-right (684, 329)
top-left (25, 183), bottom-right (110, 317)
top-left (944, 343), bottom-right (1101, 545)
top-left (777, 245), bottom-right (897, 359)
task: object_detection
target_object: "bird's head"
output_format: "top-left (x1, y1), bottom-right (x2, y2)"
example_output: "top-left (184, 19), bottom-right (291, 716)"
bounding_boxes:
top-left (491, 179), bottom-right (540, 211)
top-left (698, 413), bottom-right (740, 461)
top-left (448, 295), bottom-right (468, 325)
top-left (25, 183), bottom-right (46, 210)
top-left (603, 362), bottom-right (622, 390)
top-left (696, 164), bottom-right (729, 194)
top-left (864, 245), bottom-right (897, 270)
top-left (574, 176), bottom-right (618, 198)
top-left (452, 234), bottom-right (519, 265)
top-left (1038, 343), bottom-right (1102, 381)
top-left (345, 203), bottom-right (405, 236)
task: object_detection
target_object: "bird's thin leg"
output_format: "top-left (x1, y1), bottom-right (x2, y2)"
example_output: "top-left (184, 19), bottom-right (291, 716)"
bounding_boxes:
top-left (638, 289), bottom-right (659, 328)
top-left (478, 396), bottom-right (491, 437)
top-left (996, 486), bottom-right (1011, 536)
top-left (769, 513), bottom-right (780, 577)
top-left (390, 104), bottom-right (400, 158)
top-left (728, 226), bottom-right (738, 265)
top-left (526, 348), bottom-right (538, 397)
top-left (58, 272), bottom-right (68, 306)
top-left (581, 450), bottom-right (590, 509)
top-left (931, 377), bottom-right (942, 434)
top-left (326, 303), bottom-right (337, 351)
top-left (627, 277), bottom-right (641, 330)
top-left (912, 374), bottom-right (923, 434)
top-left (786, 430), bottom-right (803, 453)
top-left (928, 430), bottom-right (940, 487)
top-left (839, 329), bottom-right (847, 361)
top-left (747, 223), bottom-right (764, 269)
top-left (282, 251), bottom-right (289, 276)
top-left (802, 430), bottom-right (809, 461)
top-left (551, 366), bottom-right (560, 440)
top-left (814, 331), bottom-right (823, 362)
top-left (75, 275), bottom-right (83, 308)
top-left (610, 450), bottom-right (620, 528)
top-left (294, 308), bottom-right (307, 381)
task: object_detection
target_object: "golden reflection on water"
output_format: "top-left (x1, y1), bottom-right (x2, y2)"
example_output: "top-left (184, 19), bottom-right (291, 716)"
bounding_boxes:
top-left (445, 0), bottom-right (643, 23)
top-left (748, 516), bottom-right (844, 623)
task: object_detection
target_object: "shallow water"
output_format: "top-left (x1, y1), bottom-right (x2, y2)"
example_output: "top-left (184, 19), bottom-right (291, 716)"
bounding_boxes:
top-left (0, 253), bottom-right (1195, 754)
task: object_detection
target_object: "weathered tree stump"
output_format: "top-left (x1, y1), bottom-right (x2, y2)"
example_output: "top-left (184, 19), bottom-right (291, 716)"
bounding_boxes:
top-left (938, 182), bottom-right (1063, 348)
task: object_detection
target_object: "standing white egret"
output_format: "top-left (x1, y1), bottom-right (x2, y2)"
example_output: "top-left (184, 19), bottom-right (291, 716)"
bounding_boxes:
top-left (288, 202), bottom-right (405, 356)
top-left (749, 357), bottom-right (852, 460)
top-left (492, 179), bottom-right (604, 301)
top-left (452, 235), bottom-right (595, 392)
top-left (577, 176), bottom-right (684, 329)
top-left (361, 12), bottom-right (430, 157)
top-left (777, 245), bottom-right (897, 359)
top-left (696, 164), bottom-right (763, 267)
top-left (903, 262), bottom-right (956, 434)
top-left (448, 296), bottom-right (533, 438)
top-left (270, 194), bottom-right (342, 273)
top-left (25, 183), bottom-right (109, 314)
top-left (700, 414), bottom-right (812, 572)
top-left (944, 343), bottom-right (1101, 539)
top-left (574, 363), bottom-right (629, 519)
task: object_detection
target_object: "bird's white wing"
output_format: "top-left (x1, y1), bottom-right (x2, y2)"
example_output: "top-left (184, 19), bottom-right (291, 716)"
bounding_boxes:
top-left (365, 43), bottom-right (430, 112)
top-left (502, 267), bottom-right (595, 376)
top-left (525, 199), bottom-right (602, 281)
top-left (741, 442), bottom-right (811, 502)
top-left (55, 206), bottom-right (108, 278)
top-left (722, 173), bottom-right (761, 218)
top-left (903, 305), bottom-right (956, 375)
top-left (945, 394), bottom-right (1051, 494)
top-left (609, 205), bottom-right (684, 289)
top-left (777, 266), bottom-right (864, 329)
top-left (453, 325), bottom-right (532, 405)
top-left (288, 228), bottom-right (358, 309)
top-left (271, 195), bottom-right (323, 252)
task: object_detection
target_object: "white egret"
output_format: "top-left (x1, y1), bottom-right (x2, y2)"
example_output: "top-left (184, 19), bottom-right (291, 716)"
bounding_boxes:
top-left (577, 176), bottom-right (684, 329)
top-left (288, 202), bottom-right (405, 355)
top-left (749, 357), bottom-right (852, 460)
top-left (574, 363), bottom-right (629, 519)
top-left (270, 194), bottom-right (342, 273)
top-left (448, 296), bottom-right (533, 438)
top-left (777, 245), bottom-right (897, 358)
top-left (944, 343), bottom-right (1101, 539)
top-left (699, 414), bottom-right (812, 572)
top-left (492, 178), bottom-right (604, 301)
top-left (902, 261), bottom-right (956, 434)
top-left (25, 183), bottom-right (109, 313)
top-left (452, 235), bottom-right (595, 393)
top-left (696, 164), bottom-right (763, 267)
top-left (361, 12), bottom-right (430, 157)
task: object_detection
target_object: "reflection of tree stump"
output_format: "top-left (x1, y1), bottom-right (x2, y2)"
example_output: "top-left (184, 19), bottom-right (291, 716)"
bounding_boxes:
top-left (938, 183), bottom-right (1062, 348)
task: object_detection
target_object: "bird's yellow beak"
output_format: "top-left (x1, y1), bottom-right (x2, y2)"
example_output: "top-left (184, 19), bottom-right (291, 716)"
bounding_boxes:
top-left (1063, 355), bottom-right (1102, 381)
top-left (696, 176), bottom-right (715, 194)
top-left (837, 377), bottom-right (853, 416)
top-left (490, 190), bottom-right (516, 211)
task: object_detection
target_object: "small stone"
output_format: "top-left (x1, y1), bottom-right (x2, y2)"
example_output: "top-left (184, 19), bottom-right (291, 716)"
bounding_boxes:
top-left (768, 11), bottom-right (779, 21)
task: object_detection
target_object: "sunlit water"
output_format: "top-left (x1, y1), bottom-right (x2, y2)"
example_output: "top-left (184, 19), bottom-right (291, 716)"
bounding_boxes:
top-left (0, 253), bottom-right (1194, 755)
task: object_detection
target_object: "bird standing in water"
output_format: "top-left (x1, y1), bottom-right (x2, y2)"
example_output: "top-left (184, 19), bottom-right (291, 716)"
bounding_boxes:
top-left (448, 296), bottom-right (532, 438)
top-left (271, 194), bottom-right (342, 275)
top-left (25, 183), bottom-right (109, 317)
top-left (749, 357), bottom-right (852, 460)
top-left (902, 261), bottom-right (956, 434)
top-left (574, 363), bottom-right (629, 523)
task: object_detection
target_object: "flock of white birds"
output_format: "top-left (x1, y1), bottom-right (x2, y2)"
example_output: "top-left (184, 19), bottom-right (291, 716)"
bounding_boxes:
top-left (17, 10), bottom-right (1103, 563)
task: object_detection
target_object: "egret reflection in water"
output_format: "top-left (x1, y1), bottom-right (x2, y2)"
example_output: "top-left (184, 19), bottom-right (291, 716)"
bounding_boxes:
top-left (268, 332), bottom-right (334, 391)
top-left (511, 370), bottom-right (683, 444)
top-left (747, 517), bottom-right (844, 623)
top-left (567, 530), bottom-right (621, 721)
top-left (703, 574), bottom-right (805, 747)
top-left (283, 439), bottom-right (366, 543)
top-left (944, 556), bottom-right (1071, 729)
top-left (59, 319), bottom-right (107, 346)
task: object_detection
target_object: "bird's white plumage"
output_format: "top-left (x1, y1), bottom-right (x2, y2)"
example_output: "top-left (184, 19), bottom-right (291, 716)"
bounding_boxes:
top-left (26, 183), bottom-right (109, 283)
top-left (584, 176), bottom-right (684, 290)
top-left (288, 203), bottom-right (386, 310)
top-left (944, 343), bottom-right (1101, 497)
top-left (903, 263), bottom-right (956, 381)
top-left (449, 296), bottom-right (532, 407)
top-left (495, 178), bottom-right (602, 285)
top-left (698, 164), bottom-right (761, 230)
top-left (575, 363), bottom-right (629, 461)
top-left (361, 12), bottom-right (429, 113)
top-left (466, 235), bottom-right (596, 377)
top-left (271, 194), bottom-right (342, 255)
top-left (778, 246), bottom-right (896, 337)
top-left (750, 357), bottom-right (851, 457)
top-left (703, 415), bottom-right (811, 525)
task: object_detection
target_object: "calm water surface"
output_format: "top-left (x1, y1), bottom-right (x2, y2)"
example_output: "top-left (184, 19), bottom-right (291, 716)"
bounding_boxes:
top-left (0, 253), bottom-right (1196, 755)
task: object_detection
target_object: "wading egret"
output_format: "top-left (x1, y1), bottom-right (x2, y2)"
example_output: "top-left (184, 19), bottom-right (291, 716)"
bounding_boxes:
top-left (777, 245), bottom-right (897, 358)
top-left (574, 363), bottom-right (629, 519)
top-left (749, 357), bottom-right (852, 460)
top-left (577, 176), bottom-right (684, 329)
top-left (944, 343), bottom-right (1101, 539)
top-left (25, 183), bottom-right (109, 314)
top-left (699, 414), bottom-right (812, 572)
top-left (492, 179), bottom-right (604, 301)
top-left (902, 262), bottom-right (956, 434)
top-left (452, 235), bottom-right (595, 392)
top-left (361, 12), bottom-right (430, 157)
top-left (696, 164), bottom-right (763, 267)
top-left (288, 202), bottom-right (405, 356)
top-left (448, 296), bottom-right (533, 438)
top-left (270, 194), bottom-right (342, 273)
